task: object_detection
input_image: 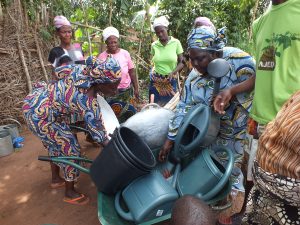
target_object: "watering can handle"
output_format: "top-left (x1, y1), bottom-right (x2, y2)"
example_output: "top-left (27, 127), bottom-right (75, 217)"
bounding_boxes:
top-left (69, 125), bottom-right (88, 133)
top-left (114, 191), bottom-right (134, 221)
top-left (174, 104), bottom-right (209, 156)
top-left (211, 198), bottom-right (232, 211)
top-left (197, 147), bottom-right (234, 201)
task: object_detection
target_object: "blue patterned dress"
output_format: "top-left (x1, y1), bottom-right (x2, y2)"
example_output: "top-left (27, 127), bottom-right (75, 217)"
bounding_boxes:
top-left (168, 47), bottom-right (256, 192)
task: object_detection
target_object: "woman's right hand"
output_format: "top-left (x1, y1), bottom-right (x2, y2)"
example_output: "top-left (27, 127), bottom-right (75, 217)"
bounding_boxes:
top-left (213, 89), bottom-right (232, 114)
top-left (158, 139), bottom-right (174, 162)
top-left (101, 139), bottom-right (110, 147)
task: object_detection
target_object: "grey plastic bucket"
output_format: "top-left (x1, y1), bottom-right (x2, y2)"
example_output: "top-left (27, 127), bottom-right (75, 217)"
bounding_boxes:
top-left (3, 124), bottom-right (19, 141)
top-left (0, 130), bottom-right (14, 157)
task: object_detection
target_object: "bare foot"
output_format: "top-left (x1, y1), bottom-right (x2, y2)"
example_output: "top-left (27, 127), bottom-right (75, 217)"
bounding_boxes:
top-left (64, 189), bottom-right (89, 205)
top-left (50, 177), bottom-right (65, 189)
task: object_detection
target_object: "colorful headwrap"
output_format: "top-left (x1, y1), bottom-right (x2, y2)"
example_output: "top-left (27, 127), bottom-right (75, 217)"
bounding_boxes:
top-left (54, 56), bottom-right (121, 88)
top-left (194, 17), bottom-right (216, 33)
top-left (86, 55), bottom-right (121, 84)
top-left (187, 26), bottom-right (226, 50)
top-left (54, 15), bottom-right (71, 29)
top-left (152, 16), bottom-right (169, 30)
top-left (102, 26), bottom-right (120, 42)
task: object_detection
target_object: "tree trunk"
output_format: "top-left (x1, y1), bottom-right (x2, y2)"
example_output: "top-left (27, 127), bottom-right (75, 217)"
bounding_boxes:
top-left (23, 1), bottom-right (29, 31)
top-left (35, 34), bottom-right (49, 82)
top-left (0, 2), bottom-right (3, 22)
top-left (135, 3), bottom-right (148, 85)
top-left (17, 35), bottom-right (32, 93)
top-left (109, 0), bottom-right (113, 26)
top-left (249, 0), bottom-right (259, 41)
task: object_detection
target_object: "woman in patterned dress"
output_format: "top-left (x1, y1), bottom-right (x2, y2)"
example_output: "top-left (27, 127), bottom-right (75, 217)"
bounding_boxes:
top-left (159, 26), bottom-right (256, 224)
top-left (242, 90), bottom-right (300, 225)
top-left (22, 56), bottom-right (121, 205)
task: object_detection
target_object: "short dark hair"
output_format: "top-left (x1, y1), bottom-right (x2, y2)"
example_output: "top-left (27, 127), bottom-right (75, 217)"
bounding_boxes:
top-left (48, 47), bottom-right (65, 64)
top-left (57, 55), bottom-right (72, 67)
top-left (170, 196), bottom-right (217, 225)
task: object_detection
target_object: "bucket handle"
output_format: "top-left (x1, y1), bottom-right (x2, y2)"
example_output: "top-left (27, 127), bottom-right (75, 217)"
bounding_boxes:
top-left (114, 191), bottom-right (134, 221)
top-left (197, 147), bottom-right (234, 201)
top-left (2, 118), bottom-right (22, 132)
top-left (38, 156), bottom-right (91, 174)
top-left (174, 104), bottom-right (209, 157)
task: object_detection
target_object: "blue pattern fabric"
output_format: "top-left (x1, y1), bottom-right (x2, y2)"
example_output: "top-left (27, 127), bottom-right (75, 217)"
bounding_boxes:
top-left (168, 47), bottom-right (255, 192)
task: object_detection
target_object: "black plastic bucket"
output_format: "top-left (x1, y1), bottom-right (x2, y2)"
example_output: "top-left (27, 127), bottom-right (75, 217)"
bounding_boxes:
top-left (114, 136), bottom-right (150, 173)
top-left (114, 128), bottom-right (155, 172)
top-left (90, 127), bottom-right (156, 195)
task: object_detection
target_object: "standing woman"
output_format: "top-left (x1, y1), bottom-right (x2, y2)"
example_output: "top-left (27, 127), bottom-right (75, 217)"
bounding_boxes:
top-left (159, 26), bottom-right (256, 225)
top-left (23, 56), bottom-right (121, 205)
top-left (48, 16), bottom-right (84, 73)
top-left (98, 26), bottom-right (139, 122)
top-left (149, 16), bottom-right (184, 106)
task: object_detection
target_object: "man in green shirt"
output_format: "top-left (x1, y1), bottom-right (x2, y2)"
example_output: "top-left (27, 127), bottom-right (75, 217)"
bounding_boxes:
top-left (250, 0), bottom-right (300, 125)
top-left (213, 0), bottom-right (300, 221)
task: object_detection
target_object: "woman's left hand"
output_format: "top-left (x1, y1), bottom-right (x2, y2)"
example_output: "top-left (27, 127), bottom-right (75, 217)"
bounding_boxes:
top-left (213, 89), bottom-right (232, 114)
top-left (101, 139), bottom-right (110, 147)
top-left (134, 89), bottom-right (139, 99)
top-left (168, 72), bottom-right (176, 80)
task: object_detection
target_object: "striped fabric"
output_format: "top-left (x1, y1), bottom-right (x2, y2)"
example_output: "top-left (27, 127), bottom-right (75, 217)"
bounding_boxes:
top-left (257, 90), bottom-right (300, 179)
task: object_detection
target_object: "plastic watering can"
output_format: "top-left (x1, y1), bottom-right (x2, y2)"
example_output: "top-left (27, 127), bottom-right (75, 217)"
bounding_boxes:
top-left (174, 58), bottom-right (231, 158)
top-left (176, 146), bottom-right (234, 201)
top-left (174, 104), bottom-right (220, 158)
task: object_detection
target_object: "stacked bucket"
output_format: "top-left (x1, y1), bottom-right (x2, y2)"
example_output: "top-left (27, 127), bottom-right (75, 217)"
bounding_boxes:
top-left (0, 124), bottom-right (20, 157)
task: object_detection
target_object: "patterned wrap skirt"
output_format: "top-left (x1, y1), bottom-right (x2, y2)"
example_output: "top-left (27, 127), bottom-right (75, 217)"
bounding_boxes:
top-left (242, 161), bottom-right (300, 225)
top-left (106, 86), bottom-right (137, 123)
top-left (149, 70), bottom-right (177, 106)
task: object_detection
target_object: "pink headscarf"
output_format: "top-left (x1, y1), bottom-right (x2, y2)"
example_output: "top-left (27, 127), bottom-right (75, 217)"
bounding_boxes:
top-left (194, 17), bottom-right (216, 33)
top-left (54, 16), bottom-right (71, 29)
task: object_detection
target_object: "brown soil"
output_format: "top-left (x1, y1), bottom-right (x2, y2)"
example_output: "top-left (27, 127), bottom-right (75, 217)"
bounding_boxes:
top-left (0, 128), bottom-right (101, 225)
top-left (1, 127), bottom-right (242, 225)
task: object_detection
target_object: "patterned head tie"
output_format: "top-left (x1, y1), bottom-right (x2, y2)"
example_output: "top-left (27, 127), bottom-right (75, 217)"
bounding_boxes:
top-left (187, 26), bottom-right (226, 50)
top-left (85, 55), bottom-right (121, 84)
top-left (53, 55), bottom-right (121, 88)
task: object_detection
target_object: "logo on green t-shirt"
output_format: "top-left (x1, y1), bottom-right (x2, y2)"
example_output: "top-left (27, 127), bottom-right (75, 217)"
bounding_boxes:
top-left (258, 32), bottom-right (300, 71)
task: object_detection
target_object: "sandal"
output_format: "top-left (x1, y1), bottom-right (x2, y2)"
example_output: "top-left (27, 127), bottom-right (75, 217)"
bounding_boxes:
top-left (50, 181), bottom-right (65, 189)
top-left (63, 194), bottom-right (90, 205)
top-left (217, 216), bottom-right (232, 225)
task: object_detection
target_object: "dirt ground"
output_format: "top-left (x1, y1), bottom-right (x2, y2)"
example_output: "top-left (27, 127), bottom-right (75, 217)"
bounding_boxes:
top-left (0, 128), bottom-right (102, 225)
top-left (0, 127), bottom-right (243, 225)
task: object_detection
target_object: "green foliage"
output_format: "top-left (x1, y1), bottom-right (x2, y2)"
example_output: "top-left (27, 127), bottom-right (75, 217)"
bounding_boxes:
top-left (157, 0), bottom-right (256, 53)
top-left (10, 0), bottom-right (271, 80)
top-left (39, 27), bottom-right (52, 41)
top-left (0, 0), bottom-right (12, 7)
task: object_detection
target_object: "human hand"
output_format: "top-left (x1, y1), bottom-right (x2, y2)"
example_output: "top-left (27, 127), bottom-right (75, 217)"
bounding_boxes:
top-left (168, 72), bottom-right (176, 81)
top-left (213, 89), bottom-right (232, 114)
top-left (162, 169), bottom-right (172, 179)
top-left (158, 139), bottom-right (174, 162)
top-left (134, 89), bottom-right (139, 99)
top-left (101, 139), bottom-right (110, 147)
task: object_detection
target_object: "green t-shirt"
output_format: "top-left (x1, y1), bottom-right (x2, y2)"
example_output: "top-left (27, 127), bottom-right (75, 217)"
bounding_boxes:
top-left (151, 37), bottom-right (183, 76)
top-left (250, 0), bottom-right (300, 124)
